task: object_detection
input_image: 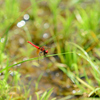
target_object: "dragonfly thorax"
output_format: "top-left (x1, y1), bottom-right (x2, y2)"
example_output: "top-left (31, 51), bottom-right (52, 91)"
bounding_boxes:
top-left (43, 50), bottom-right (48, 56)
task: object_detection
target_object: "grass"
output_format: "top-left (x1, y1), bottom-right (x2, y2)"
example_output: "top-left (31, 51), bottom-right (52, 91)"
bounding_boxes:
top-left (0, 0), bottom-right (100, 99)
top-left (0, 0), bottom-right (19, 32)
top-left (35, 88), bottom-right (56, 100)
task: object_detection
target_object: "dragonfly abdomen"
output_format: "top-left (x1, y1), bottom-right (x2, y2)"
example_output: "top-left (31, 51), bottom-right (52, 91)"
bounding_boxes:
top-left (27, 41), bottom-right (39, 49)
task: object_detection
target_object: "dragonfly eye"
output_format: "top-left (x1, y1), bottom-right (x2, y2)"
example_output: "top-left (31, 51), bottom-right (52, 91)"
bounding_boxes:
top-left (45, 50), bottom-right (48, 54)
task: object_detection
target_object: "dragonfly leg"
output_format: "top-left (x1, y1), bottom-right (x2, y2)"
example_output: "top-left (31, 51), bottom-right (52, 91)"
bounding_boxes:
top-left (39, 51), bottom-right (43, 56)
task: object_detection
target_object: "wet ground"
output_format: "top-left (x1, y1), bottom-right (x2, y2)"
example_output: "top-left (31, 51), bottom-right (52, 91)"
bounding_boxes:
top-left (16, 61), bottom-right (79, 99)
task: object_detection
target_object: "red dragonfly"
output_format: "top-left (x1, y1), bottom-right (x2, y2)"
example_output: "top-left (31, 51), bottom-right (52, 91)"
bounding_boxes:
top-left (27, 41), bottom-right (48, 57)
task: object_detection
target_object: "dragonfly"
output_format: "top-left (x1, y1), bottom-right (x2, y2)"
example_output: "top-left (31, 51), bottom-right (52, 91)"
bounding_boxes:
top-left (27, 41), bottom-right (48, 58)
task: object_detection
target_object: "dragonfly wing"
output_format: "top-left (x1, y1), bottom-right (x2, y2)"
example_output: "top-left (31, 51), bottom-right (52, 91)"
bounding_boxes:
top-left (37, 49), bottom-right (44, 63)
top-left (37, 49), bottom-right (40, 55)
top-left (37, 49), bottom-right (43, 56)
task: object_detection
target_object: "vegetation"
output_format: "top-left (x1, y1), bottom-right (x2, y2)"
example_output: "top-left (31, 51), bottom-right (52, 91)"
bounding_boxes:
top-left (0, 0), bottom-right (100, 99)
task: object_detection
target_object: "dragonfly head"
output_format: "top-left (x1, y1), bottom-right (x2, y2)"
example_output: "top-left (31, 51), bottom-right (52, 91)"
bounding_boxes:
top-left (45, 50), bottom-right (48, 54)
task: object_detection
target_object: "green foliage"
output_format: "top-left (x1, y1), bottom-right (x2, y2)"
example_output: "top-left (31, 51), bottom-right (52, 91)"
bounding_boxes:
top-left (0, 0), bottom-right (19, 31)
top-left (0, 80), bottom-right (10, 100)
top-left (35, 88), bottom-right (56, 100)
top-left (0, 0), bottom-right (100, 99)
top-left (57, 42), bottom-right (100, 96)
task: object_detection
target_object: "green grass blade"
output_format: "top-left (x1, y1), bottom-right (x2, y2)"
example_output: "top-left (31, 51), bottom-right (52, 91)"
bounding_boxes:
top-left (44, 88), bottom-right (54, 100)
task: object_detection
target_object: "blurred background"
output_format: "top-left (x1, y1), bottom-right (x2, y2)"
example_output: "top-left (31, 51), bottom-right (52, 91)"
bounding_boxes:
top-left (0, 0), bottom-right (100, 100)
